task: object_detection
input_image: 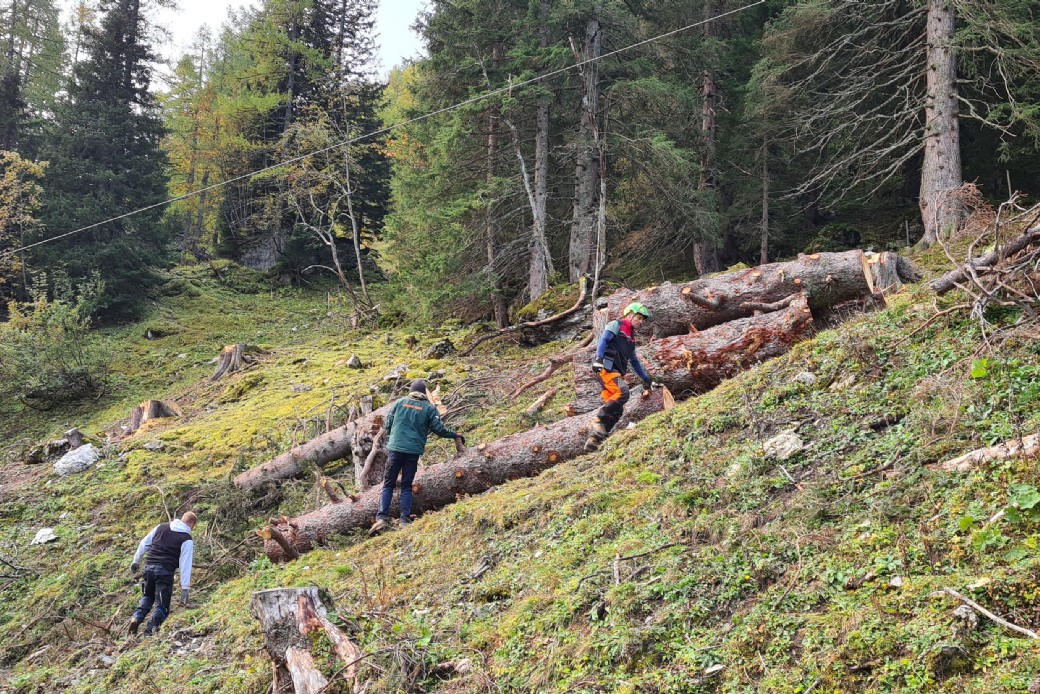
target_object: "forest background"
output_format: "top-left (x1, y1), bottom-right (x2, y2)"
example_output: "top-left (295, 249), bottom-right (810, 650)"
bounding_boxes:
top-left (1, 0), bottom-right (1040, 343)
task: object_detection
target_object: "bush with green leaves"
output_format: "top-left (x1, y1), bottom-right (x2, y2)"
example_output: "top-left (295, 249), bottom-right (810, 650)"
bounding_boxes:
top-left (0, 272), bottom-right (109, 408)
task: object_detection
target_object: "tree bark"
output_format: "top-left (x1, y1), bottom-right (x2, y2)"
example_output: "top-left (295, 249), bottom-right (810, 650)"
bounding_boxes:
top-left (234, 404), bottom-right (393, 491)
top-left (919, 0), bottom-right (961, 246)
top-left (261, 388), bottom-right (672, 562)
top-left (211, 343), bottom-right (249, 381)
top-left (569, 3), bottom-right (602, 282)
top-left (571, 294), bottom-right (815, 413)
top-left (607, 250), bottom-right (898, 339)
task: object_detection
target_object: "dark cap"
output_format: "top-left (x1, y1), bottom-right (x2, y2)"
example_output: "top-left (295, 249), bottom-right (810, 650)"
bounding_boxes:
top-left (409, 379), bottom-right (428, 394)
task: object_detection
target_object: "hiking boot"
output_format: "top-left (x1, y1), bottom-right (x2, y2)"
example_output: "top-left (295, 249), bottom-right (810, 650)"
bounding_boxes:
top-left (127, 618), bottom-right (140, 636)
top-left (590, 417), bottom-right (609, 437)
top-left (584, 435), bottom-right (602, 453)
top-left (368, 518), bottom-right (390, 536)
top-left (396, 517), bottom-right (412, 528)
top-left (143, 625), bottom-right (158, 637)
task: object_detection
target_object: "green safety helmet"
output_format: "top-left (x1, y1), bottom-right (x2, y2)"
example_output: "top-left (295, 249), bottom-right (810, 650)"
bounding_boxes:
top-left (623, 302), bottom-right (652, 320)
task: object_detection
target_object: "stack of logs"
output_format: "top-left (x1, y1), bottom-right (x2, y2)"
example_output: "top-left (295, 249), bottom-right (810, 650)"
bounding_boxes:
top-left (235, 250), bottom-right (918, 562)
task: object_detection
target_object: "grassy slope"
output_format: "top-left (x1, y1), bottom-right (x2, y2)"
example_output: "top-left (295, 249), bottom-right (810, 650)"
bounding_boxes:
top-left (4, 251), bottom-right (1040, 693)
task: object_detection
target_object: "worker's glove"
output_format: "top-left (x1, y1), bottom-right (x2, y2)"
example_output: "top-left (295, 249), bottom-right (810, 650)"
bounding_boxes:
top-left (591, 362), bottom-right (605, 373)
top-left (130, 562), bottom-right (140, 574)
top-left (181, 589), bottom-right (190, 607)
top-left (456, 434), bottom-right (467, 447)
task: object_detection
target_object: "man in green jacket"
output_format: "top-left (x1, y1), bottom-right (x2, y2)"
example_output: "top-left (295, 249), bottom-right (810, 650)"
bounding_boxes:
top-left (370, 380), bottom-right (465, 534)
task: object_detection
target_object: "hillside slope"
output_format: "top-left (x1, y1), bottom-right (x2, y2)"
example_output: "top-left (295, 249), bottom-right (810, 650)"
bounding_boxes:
top-left (4, 253), bottom-right (1040, 693)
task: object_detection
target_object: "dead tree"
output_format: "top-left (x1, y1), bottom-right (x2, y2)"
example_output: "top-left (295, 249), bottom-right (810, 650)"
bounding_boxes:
top-left (261, 388), bottom-right (672, 562)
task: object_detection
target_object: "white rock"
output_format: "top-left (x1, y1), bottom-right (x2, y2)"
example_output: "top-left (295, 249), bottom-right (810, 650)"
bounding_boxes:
top-left (763, 431), bottom-right (804, 461)
top-left (794, 371), bottom-right (817, 386)
top-left (98, 655), bottom-right (114, 667)
top-left (30, 528), bottom-right (58, 545)
top-left (704, 664), bottom-right (725, 676)
top-left (346, 354), bottom-right (363, 369)
top-left (889, 576), bottom-right (904, 588)
top-left (143, 441), bottom-right (164, 452)
top-left (54, 444), bottom-right (100, 476)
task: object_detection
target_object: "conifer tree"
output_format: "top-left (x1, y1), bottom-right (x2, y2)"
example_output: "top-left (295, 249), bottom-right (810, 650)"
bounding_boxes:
top-left (34, 0), bottom-right (168, 317)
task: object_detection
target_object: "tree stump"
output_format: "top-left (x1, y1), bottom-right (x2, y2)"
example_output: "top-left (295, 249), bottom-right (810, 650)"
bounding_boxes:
top-left (128, 400), bottom-right (182, 433)
top-left (249, 587), bottom-right (363, 694)
top-left (211, 344), bottom-right (251, 381)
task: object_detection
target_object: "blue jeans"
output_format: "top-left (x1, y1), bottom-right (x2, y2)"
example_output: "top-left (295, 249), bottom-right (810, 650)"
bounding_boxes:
top-left (133, 566), bottom-right (174, 631)
top-left (377, 450), bottom-right (420, 522)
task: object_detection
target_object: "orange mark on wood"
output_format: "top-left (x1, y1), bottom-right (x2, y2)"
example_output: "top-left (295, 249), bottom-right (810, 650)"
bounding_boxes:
top-left (809, 253), bottom-right (821, 260)
top-left (454, 469), bottom-right (464, 478)
top-left (793, 278), bottom-right (803, 285)
top-left (477, 443), bottom-right (487, 451)
top-left (532, 445), bottom-right (541, 453)
top-left (412, 483), bottom-right (422, 493)
top-left (546, 451), bottom-right (560, 464)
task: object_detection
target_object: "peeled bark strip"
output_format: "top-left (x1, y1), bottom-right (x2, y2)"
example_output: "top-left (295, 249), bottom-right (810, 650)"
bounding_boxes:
top-left (607, 250), bottom-right (883, 339)
top-left (262, 388), bottom-right (672, 562)
top-left (128, 400), bottom-right (182, 433)
top-left (234, 404), bottom-right (392, 491)
top-left (932, 432), bottom-right (1040, 473)
top-left (570, 295), bottom-right (815, 413)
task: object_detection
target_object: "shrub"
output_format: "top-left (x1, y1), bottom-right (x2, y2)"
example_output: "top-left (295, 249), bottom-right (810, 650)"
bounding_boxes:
top-left (0, 272), bottom-right (110, 408)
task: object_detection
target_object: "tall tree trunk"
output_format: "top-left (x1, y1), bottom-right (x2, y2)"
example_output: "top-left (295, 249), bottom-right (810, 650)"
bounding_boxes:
top-left (693, 0), bottom-right (720, 277)
top-left (342, 144), bottom-right (371, 306)
top-left (485, 51), bottom-right (508, 327)
top-left (192, 170), bottom-right (209, 254)
top-left (528, 0), bottom-right (554, 300)
top-left (760, 136), bottom-right (769, 265)
top-left (569, 3), bottom-right (602, 282)
top-left (919, 0), bottom-right (961, 247)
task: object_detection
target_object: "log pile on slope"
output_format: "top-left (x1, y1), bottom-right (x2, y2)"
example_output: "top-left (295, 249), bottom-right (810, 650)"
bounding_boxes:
top-left (260, 388), bottom-right (672, 562)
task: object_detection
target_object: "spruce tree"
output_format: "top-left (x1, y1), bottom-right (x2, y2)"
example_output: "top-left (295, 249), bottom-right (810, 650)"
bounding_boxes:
top-left (35, 0), bottom-right (168, 318)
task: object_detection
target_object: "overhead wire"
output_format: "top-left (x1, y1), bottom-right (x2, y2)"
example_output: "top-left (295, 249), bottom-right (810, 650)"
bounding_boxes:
top-left (2, 0), bottom-right (766, 261)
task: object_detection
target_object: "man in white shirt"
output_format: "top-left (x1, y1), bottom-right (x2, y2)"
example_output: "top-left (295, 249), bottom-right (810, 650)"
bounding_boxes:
top-left (127, 511), bottom-right (196, 636)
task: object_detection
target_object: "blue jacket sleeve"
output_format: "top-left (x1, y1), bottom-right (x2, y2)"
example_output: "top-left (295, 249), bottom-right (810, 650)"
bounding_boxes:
top-left (630, 354), bottom-right (649, 382)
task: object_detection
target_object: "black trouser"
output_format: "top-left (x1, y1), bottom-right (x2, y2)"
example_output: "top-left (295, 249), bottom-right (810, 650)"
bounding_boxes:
top-left (594, 371), bottom-right (630, 435)
top-left (132, 566), bottom-right (174, 631)
top-left (377, 450), bottom-right (421, 521)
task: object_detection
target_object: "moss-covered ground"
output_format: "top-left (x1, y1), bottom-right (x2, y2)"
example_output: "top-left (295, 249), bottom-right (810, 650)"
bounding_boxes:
top-left (4, 247), bottom-right (1040, 693)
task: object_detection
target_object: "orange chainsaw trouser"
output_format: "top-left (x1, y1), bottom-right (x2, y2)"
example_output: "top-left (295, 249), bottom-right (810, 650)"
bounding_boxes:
top-left (594, 370), bottom-right (630, 435)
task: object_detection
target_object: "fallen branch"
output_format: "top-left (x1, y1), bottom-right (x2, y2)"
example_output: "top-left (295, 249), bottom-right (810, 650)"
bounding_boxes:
top-left (524, 388), bottom-right (558, 415)
top-left (510, 354), bottom-right (577, 401)
top-left (943, 587), bottom-right (1039, 639)
top-left (461, 277), bottom-right (589, 356)
top-left (930, 225), bottom-right (1040, 295)
top-left (932, 432), bottom-right (1040, 473)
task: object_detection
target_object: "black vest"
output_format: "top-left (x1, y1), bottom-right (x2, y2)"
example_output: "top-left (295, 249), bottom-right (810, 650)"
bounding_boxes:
top-left (603, 322), bottom-right (637, 376)
top-left (147, 523), bottom-right (191, 573)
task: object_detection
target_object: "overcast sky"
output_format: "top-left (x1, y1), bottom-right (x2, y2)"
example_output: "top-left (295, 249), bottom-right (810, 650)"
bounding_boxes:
top-left (143, 0), bottom-right (426, 78)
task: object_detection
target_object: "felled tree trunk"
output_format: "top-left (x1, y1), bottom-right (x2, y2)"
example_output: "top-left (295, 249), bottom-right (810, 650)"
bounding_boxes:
top-left (128, 400), bottom-right (182, 433)
top-left (929, 225), bottom-right (1040, 295)
top-left (607, 250), bottom-right (910, 339)
top-left (261, 388), bottom-right (672, 562)
top-left (234, 404), bottom-right (392, 492)
top-left (570, 294), bottom-right (815, 413)
top-left (640, 293), bottom-right (814, 398)
top-left (250, 587), bottom-right (364, 694)
top-left (211, 344), bottom-right (253, 381)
